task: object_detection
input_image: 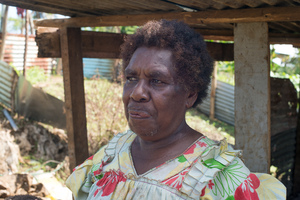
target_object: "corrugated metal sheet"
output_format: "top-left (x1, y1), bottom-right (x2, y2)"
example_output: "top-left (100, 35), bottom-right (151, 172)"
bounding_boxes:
top-left (271, 128), bottom-right (297, 198)
top-left (3, 0), bottom-right (300, 41)
top-left (82, 58), bottom-right (115, 79)
top-left (1, 34), bottom-right (52, 74)
top-left (198, 80), bottom-right (235, 125)
top-left (0, 60), bottom-right (18, 110)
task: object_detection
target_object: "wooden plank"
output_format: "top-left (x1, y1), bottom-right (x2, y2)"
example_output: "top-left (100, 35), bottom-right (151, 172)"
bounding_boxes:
top-left (36, 30), bottom-right (234, 60)
top-left (23, 10), bottom-right (29, 77)
top-left (36, 31), bottom-right (124, 58)
top-left (234, 22), bottom-right (271, 173)
top-left (34, 7), bottom-right (300, 28)
top-left (269, 33), bottom-right (300, 44)
top-left (209, 63), bottom-right (217, 120)
top-left (206, 42), bottom-right (234, 61)
top-left (60, 27), bottom-right (89, 171)
top-left (0, 0), bottom-right (90, 17)
top-left (199, 29), bottom-right (300, 45)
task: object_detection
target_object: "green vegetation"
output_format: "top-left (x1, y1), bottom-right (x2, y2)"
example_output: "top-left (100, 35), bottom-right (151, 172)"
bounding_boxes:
top-left (216, 46), bottom-right (299, 95)
top-left (82, 26), bottom-right (139, 34)
top-left (217, 61), bottom-right (235, 86)
top-left (26, 66), bottom-right (48, 85)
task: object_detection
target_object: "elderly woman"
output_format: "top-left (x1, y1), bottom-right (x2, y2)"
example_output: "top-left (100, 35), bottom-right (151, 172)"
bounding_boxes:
top-left (66, 20), bottom-right (285, 200)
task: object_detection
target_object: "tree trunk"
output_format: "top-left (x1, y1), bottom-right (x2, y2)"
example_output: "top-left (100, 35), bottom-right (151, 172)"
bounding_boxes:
top-left (28, 11), bottom-right (34, 35)
top-left (0, 5), bottom-right (9, 61)
top-left (23, 10), bottom-right (29, 77)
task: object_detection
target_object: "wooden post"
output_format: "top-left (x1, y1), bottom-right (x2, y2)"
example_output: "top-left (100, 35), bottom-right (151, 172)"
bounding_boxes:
top-left (234, 22), bottom-right (270, 173)
top-left (23, 10), bottom-right (29, 77)
top-left (210, 62), bottom-right (217, 120)
top-left (60, 27), bottom-right (89, 171)
top-left (0, 5), bottom-right (8, 61)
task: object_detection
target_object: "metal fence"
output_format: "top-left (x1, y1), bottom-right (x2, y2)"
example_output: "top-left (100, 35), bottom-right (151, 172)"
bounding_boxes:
top-left (198, 80), bottom-right (235, 125)
top-left (1, 33), bottom-right (52, 74)
top-left (83, 58), bottom-right (116, 79)
top-left (0, 61), bottom-right (18, 110)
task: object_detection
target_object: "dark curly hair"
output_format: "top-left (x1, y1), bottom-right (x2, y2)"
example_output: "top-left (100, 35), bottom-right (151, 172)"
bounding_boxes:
top-left (120, 19), bottom-right (214, 107)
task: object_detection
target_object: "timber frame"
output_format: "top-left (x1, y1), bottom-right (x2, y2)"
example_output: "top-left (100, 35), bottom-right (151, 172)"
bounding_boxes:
top-left (1, 0), bottom-right (299, 197)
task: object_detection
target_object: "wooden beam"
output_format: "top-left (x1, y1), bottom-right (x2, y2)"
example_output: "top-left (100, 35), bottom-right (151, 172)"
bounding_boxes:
top-left (60, 27), bottom-right (89, 171)
top-left (206, 42), bottom-right (233, 61)
top-left (198, 29), bottom-right (300, 45)
top-left (35, 30), bottom-right (234, 60)
top-left (34, 7), bottom-right (300, 28)
top-left (36, 30), bottom-right (124, 58)
top-left (269, 33), bottom-right (300, 45)
top-left (234, 22), bottom-right (271, 173)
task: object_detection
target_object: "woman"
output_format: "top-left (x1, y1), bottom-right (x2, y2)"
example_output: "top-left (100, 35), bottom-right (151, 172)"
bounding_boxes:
top-left (66, 20), bottom-right (286, 199)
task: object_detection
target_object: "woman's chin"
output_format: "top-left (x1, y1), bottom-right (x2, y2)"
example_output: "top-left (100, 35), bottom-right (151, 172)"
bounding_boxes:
top-left (129, 125), bottom-right (158, 139)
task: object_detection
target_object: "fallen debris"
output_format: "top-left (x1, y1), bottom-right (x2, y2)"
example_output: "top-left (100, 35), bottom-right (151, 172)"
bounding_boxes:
top-left (0, 174), bottom-right (50, 199)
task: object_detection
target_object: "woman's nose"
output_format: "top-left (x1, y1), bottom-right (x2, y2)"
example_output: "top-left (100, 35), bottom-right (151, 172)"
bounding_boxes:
top-left (130, 80), bottom-right (149, 102)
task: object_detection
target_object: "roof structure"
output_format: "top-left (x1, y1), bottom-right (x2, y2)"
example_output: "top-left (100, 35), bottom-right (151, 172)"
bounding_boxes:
top-left (1, 0), bottom-right (300, 45)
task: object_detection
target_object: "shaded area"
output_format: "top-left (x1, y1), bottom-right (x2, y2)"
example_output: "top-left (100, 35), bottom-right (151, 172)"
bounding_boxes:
top-left (14, 75), bottom-right (66, 129)
top-left (270, 77), bottom-right (298, 199)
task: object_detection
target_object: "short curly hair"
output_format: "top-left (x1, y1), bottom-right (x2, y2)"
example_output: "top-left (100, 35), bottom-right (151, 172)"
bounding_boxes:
top-left (120, 19), bottom-right (214, 107)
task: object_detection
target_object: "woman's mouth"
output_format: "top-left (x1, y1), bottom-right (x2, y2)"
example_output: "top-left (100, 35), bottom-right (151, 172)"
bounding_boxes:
top-left (128, 110), bottom-right (151, 119)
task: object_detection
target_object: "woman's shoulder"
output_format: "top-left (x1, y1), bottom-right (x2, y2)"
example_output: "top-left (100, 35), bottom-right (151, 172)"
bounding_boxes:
top-left (65, 130), bottom-right (135, 199)
top-left (181, 138), bottom-right (286, 199)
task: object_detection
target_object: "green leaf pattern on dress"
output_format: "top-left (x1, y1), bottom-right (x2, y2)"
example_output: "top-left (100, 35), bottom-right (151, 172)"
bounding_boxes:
top-left (211, 159), bottom-right (248, 198)
top-left (177, 155), bottom-right (187, 163)
top-left (202, 158), bottom-right (225, 169)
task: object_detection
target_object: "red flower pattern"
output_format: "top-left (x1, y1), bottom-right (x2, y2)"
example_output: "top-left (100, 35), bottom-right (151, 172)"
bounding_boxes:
top-left (184, 140), bottom-right (208, 156)
top-left (94, 170), bottom-right (127, 197)
top-left (234, 173), bottom-right (260, 200)
top-left (161, 167), bottom-right (190, 190)
top-left (197, 141), bottom-right (207, 147)
top-left (87, 155), bottom-right (94, 160)
top-left (184, 144), bottom-right (197, 155)
top-left (201, 186), bottom-right (206, 196)
top-left (93, 161), bottom-right (106, 177)
top-left (208, 180), bottom-right (214, 189)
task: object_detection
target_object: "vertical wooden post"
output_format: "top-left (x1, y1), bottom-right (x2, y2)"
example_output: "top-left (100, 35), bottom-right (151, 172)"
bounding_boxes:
top-left (60, 27), bottom-right (89, 171)
top-left (23, 10), bottom-right (29, 77)
top-left (210, 62), bottom-right (217, 120)
top-left (234, 22), bottom-right (270, 173)
top-left (0, 5), bottom-right (8, 61)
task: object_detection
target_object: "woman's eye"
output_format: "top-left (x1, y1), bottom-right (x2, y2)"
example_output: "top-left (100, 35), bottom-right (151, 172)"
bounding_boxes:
top-left (127, 77), bottom-right (137, 82)
top-left (151, 79), bottom-right (163, 84)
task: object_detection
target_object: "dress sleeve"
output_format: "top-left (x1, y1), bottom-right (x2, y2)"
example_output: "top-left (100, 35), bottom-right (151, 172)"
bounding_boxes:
top-left (255, 173), bottom-right (286, 199)
top-left (192, 139), bottom-right (286, 200)
top-left (65, 145), bottom-right (107, 200)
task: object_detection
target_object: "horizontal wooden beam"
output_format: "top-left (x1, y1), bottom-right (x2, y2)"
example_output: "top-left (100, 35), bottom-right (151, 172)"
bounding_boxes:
top-left (196, 29), bottom-right (300, 45)
top-left (34, 6), bottom-right (300, 28)
top-left (35, 30), bottom-right (234, 61)
top-left (36, 30), bottom-right (125, 58)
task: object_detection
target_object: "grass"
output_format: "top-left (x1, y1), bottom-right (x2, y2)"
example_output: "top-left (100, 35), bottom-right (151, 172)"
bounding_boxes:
top-left (34, 75), bottom-right (235, 155)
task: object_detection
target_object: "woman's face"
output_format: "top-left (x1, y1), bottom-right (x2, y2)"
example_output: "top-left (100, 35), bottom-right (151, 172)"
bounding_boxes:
top-left (122, 47), bottom-right (195, 141)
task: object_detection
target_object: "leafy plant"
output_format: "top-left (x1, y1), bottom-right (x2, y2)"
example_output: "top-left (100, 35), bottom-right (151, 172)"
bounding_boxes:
top-left (26, 66), bottom-right (48, 85)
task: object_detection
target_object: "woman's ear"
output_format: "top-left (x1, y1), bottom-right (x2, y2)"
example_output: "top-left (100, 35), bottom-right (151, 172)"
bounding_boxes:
top-left (186, 91), bottom-right (198, 108)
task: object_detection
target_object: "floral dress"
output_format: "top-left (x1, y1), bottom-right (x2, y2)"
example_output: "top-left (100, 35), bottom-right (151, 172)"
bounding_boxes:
top-left (66, 130), bottom-right (286, 200)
